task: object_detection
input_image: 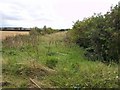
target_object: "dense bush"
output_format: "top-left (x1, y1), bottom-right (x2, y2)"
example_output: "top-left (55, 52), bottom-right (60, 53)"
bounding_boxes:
top-left (67, 3), bottom-right (120, 63)
top-left (30, 26), bottom-right (58, 35)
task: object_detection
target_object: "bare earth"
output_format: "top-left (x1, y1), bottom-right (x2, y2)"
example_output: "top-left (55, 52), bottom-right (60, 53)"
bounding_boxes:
top-left (0, 31), bottom-right (29, 40)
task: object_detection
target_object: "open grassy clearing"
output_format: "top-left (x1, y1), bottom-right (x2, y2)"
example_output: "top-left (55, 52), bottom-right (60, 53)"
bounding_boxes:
top-left (2, 31), bottom-right (119, 88)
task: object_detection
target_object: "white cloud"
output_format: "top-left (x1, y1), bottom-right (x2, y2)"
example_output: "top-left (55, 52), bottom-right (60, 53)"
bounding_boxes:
top-left (0, 0), bottom-right (119, 29)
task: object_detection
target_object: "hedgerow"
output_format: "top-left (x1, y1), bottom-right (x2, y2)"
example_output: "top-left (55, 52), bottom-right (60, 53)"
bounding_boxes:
top-left (67, 3), bottom-right (120, 63)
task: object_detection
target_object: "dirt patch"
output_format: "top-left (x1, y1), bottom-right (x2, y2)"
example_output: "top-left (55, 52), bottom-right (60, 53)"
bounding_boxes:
top-left (0, 31), bottom-right (29, 40)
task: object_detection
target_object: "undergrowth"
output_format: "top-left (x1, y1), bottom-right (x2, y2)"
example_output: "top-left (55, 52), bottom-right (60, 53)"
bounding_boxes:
top-left (2, 31), bottom-right (119, 88)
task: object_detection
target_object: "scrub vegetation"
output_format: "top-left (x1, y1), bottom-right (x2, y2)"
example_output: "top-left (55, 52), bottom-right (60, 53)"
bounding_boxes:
top-left (2, 3), bottom-right (119, 88)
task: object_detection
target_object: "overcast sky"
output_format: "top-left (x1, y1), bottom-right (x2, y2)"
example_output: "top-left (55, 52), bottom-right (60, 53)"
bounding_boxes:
top-left (0, 0), bottom-right (119, 29)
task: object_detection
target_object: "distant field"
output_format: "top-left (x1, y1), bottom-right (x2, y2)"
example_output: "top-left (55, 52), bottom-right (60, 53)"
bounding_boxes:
top-left (0, 31), bottom-right (29, 40)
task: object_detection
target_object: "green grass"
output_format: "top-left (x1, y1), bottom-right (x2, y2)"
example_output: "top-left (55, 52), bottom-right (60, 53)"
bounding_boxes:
top-left (2, 32), bottom-right (119, 88)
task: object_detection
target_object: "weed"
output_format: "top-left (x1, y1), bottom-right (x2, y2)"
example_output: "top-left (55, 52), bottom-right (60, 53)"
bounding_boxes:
top-left (45, 58), bottom-right (58, 69)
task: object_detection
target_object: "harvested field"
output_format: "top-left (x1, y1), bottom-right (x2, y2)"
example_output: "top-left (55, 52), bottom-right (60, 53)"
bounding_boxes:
top-left (0, 31), bottom-right (29, 40)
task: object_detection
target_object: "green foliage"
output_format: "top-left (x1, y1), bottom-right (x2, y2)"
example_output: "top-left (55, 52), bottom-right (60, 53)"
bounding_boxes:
top-left (2, 31), bottom-right (118, 88)
top-left (29, 26), bottom-right (58, 35)
top-left (29, 27), bottom-right (42, 35)
top-left (45, 58), bottom-right (58, 69)
top-left (68, 3), bottom-right (120, 63)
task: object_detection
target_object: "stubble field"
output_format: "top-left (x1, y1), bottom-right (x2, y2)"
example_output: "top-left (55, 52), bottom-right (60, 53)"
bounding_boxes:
top-left (0, 31), bottom-right (29, 40)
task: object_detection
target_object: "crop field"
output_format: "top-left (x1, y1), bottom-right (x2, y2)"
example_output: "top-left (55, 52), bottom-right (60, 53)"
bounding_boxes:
top-left (0, 31), bottom-right (29, 40)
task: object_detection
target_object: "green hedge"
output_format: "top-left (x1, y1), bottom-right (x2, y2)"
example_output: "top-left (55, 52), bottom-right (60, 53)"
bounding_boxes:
top-left (67, 3), bottom-right (120, 63)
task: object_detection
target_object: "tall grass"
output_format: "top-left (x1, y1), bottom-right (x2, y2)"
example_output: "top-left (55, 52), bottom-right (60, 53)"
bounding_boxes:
top-left (2, 30), bottom-right (119, 88)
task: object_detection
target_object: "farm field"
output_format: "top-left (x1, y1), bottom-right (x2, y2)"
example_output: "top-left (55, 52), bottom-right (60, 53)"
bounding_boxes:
top-left (0, 31), bottom-right (29, 40)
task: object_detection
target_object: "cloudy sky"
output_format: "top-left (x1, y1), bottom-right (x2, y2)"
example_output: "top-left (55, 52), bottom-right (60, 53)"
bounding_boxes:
top-left (0, 0), bottom-right (119, 29)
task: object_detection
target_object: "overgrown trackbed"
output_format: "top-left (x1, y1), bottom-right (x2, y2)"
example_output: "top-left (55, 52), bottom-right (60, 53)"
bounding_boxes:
top-left (2, 31), bottom-right (118, 88)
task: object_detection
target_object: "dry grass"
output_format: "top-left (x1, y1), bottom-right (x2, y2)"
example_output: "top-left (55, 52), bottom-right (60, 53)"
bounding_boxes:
top-left (0, 31), bottom-right (29, 40)
top-left (41, 31), bottom-right (67, 42)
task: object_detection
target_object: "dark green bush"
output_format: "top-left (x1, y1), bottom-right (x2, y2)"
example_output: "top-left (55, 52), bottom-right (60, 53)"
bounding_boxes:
top-left (67, 3), bottom-right (120, 63)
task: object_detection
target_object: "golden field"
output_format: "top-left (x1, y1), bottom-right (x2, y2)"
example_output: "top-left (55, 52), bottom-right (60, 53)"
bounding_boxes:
top-left (0, 31), bottom-right (29, 40)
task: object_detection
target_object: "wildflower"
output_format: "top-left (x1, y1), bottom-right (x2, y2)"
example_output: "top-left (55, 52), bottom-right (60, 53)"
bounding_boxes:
top-left (116, 76), bottom-right (118, 79)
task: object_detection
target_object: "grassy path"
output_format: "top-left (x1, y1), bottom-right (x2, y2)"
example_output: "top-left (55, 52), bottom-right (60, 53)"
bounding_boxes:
top-left (2, 32), bottom-right (119, 88)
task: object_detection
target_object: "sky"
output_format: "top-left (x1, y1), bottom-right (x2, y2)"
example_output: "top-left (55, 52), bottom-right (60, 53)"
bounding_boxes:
top-left (0, 0), bottom-right (119, 29)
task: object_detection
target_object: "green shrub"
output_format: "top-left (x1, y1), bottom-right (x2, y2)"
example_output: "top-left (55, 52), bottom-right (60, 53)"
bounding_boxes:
top-left (29, 26), bottom-right (58, 35)
top-left (67, 3), bottom-right (120, 63)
